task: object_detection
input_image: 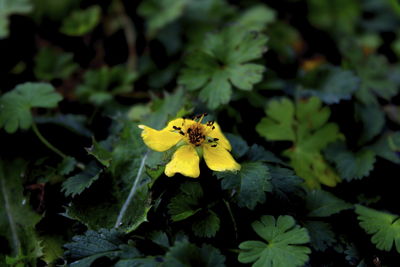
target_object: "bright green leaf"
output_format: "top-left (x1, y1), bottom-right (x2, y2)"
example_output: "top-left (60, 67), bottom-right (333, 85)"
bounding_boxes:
top-left (257, 97), bottom-right (343, 188)
top-left (238, 215), bottom-right (311, 267)
top-left (60, 5), bottom-right (101, 36)
top-left (0, 82), bottom-right (62, 133)
top-left (355, 205), bottom-right (400, 253)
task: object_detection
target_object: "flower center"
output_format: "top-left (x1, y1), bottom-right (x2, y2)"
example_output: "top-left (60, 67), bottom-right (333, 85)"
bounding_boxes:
top-left (171, 114), bottom-right (219, 147)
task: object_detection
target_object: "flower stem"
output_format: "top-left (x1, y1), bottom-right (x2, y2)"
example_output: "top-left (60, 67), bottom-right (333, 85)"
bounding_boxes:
top-left (32, 122), bottom-right (67, 159)
top-left (115, 151), bottom-right (149, 228)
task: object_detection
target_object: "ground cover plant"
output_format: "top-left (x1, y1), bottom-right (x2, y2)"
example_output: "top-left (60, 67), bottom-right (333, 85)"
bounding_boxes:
top-left (1, 0), bottom-right (400, 266)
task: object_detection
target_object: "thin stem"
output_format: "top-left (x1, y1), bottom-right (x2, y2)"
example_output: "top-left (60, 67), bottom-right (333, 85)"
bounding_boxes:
top-left (32, 122), bottom-right (67, 159)
top-left (223, 199), bottom-right (238, 240)
top-left (115, 151), bottom-right (149, 228)
top-left (0, 177), bottom-right (20, 255)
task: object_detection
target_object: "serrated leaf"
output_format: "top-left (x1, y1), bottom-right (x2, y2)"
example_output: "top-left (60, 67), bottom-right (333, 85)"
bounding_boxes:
top-left (306, 189), bottom-right (352, 217)
top-left (216, 162), bottom-right (272, 209)
top-left (64, 228), bottom-right (140, 267)
top-left (238, 215), bottom-right (311, 267)
top-left (0, 159), bottom-right (43, 265)
top-left (168, 182), bottom-right (203, 222)
top-left (34, 47), bottom-right (78, 80)
top-left (268, 165), bottom-right (304, 200)
top-left (66, 122), bottom-right (152, 233)
top-left (192, 211), bottom-right (220, 238)
top-left (138, 0), bottom-right (187, 36)
top-left (0, 82), bottom-right (62, 133)
top-left (355, 205), bottom-right (400, 253)
top-left (304, 221), bottom-right (335, 251)
top-left (57, 156), bottom-right (77, 176)
top-left (60, 5), bottom-right (101, 36)
top-left (325, 142), bottom-right (376, 181)
top-left (62, 161), bottom-right (102, 197)
top-left (0, 0), bottom-right (32, 39)
top-left (356, 104), bottom-right (385, 144)
top-left (299, 65), bottom-right (359, 104)
top-left (370, 132), bottom-right (400, 164)
top-left (256, 97), bottom-right (343, 188)
top-left (179, 26), bottom-right (267, 109)
top-left (40, 235), bottom-right (64, 264)
top-left (86, 139), bottom-right (112, 167)
top-left (225, 133), bottom-right (249, 159)
top-left (237, 4), bottom-right (276, 31)
top-left (247, 144), bottom-right (286, 165)
top-left (76, 65), bottom-right (137, 106)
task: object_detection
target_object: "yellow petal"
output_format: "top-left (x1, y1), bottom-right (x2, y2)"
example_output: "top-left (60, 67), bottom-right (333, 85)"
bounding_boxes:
top-left (206, 122), bottom-right (232, 151)
top-left (139, 124), bottom-right (182, 152)
top-left (165, 145), bottom-right (200, 178)
top-left (203, 144), bottom-right (240, 172)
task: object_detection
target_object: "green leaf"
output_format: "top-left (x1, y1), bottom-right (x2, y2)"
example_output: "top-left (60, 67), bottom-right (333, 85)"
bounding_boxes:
top-left (256, 98), bottom-right (295, 141)
top-left (304, 221), bottom-right (335, 251)
top-left (34, 47), bottom-right (78, 80)
top-left (299, 65), bottom-right (360, 104)
top-left (355, 205), bottom-right (400, 253)
top-left (307, 0), bottom-right (360, 34)
top-left (168, 182), bottom-right (203, 222)
top-left (268, 166), bottom-right (304, 201)
top-left (345, 52), bottom-right (399, 106)
top-left (0, 159), bottom-right (43, 265)
top-left (356, 104), bottom-right (385, 144)
top-left (40, 235), bottom-right (64, 264)
top-left (60, 5), bottom-right (101, 36)
top-left (236, 4), bottom-right (276, 31)
top-left (0, 82), bottom-right (62, 133)
top-left (225, 133), bottom-right (249, 159)
top-left (86, 139), bottom-right (112, 167)
top-left (306, 189), bottom-right (352, 217)
top-left (0, 0), bottom-right (32, 39)
top-left (62, 161), bottom-right (102, 197)
top-left (370, 132), bottom-right (400, 164)
top-left (66, 122), bottom-right (152, 233)
top-left (256, 97), bottom-right (343, 188)
top-left (35, 114), bottom-right (92, 138)
top-left (192, 211), bottom-right (220, 238)
top-left (325, 142), bottom-right (376, 181)
top-left (247, 144), bottom-right (287, 165)
top-left (216, 162), bottom-right (272, 209)
top-left (64, 228), bottom-right (140, 266)
top-left (57, 156), bottom-right (77, 176)
top-left (76, 65), bottom-right (137, 106)
top-left (138, 0), bottom-right (187, 36)
top-left (238, 215), bottom-right (311, 267)
top-left (179, 26), bottom-right (267, 109)
top-left (164, 240), bottom-right (226, 267)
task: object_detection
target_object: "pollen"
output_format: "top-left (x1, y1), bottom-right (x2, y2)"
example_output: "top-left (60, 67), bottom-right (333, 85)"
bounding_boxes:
top-left (187, 124), bottom-right (206, 146)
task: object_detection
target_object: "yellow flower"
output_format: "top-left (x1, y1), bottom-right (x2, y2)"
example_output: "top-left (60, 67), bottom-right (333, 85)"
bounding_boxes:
top-left (138, 114), bottom-right (241, 178)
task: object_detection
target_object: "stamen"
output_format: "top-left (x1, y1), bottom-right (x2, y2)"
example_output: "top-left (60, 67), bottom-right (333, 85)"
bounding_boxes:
top-left (211, 144), bottom-right (217, 147)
